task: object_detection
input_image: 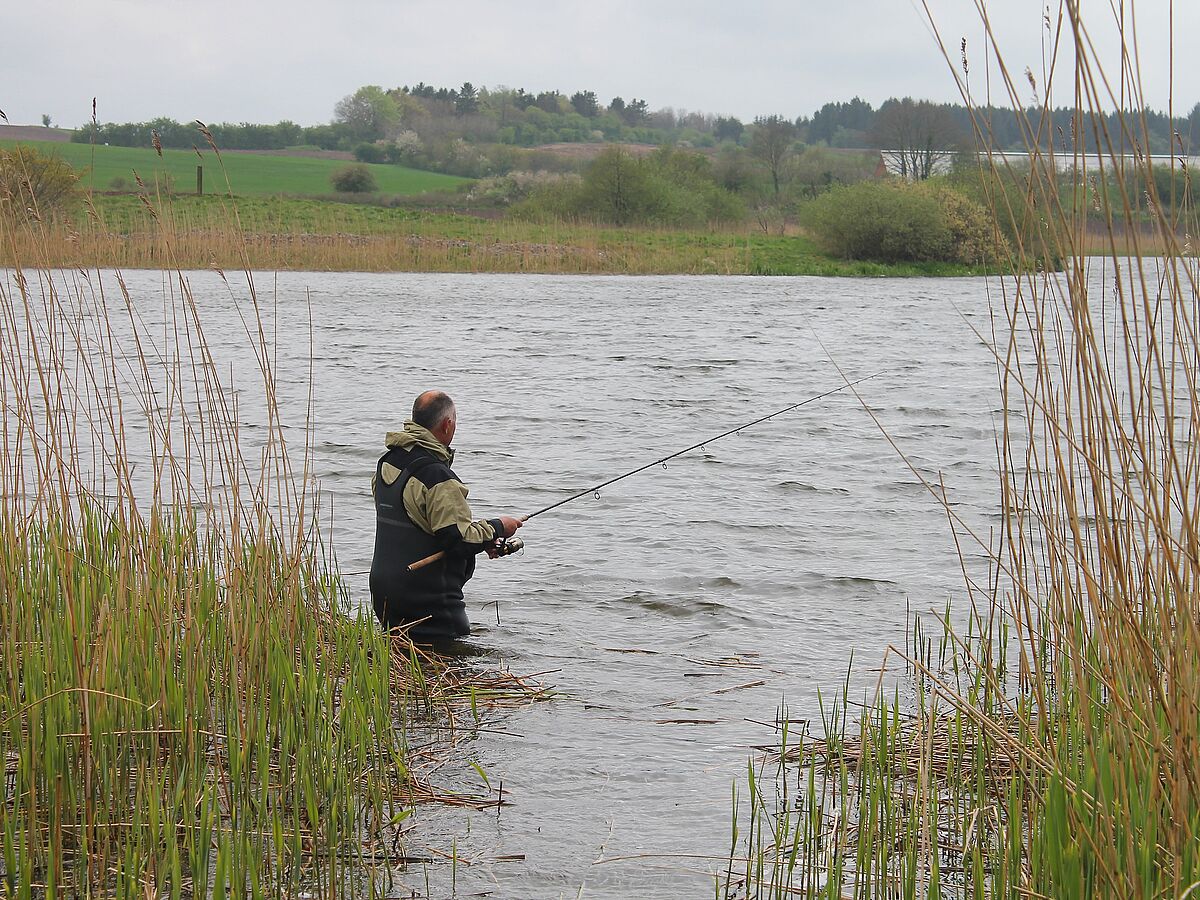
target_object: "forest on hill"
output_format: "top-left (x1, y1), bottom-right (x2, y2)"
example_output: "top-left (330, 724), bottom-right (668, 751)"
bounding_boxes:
top-left (11, 79), bottom-right (1190, 271)
top-left (75, 82), bottom-right (1200, 179)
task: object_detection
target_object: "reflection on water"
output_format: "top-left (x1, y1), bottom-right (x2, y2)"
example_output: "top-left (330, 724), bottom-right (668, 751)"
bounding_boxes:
top-left (11, 269), bottom-right (1009, 898)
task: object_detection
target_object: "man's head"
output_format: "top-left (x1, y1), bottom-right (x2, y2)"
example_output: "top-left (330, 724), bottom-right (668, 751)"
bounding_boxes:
top-left (412, 390), bottom-right (457, 446)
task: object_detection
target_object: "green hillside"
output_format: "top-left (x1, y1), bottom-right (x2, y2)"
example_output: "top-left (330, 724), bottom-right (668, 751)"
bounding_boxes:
top-left (0, 139), bottom-right (467, 197)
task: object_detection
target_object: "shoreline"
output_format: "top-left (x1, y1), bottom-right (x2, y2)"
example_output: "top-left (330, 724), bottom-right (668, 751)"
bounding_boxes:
top-left (0, 193), bottom-right (994, 277)
top-left (4, 231), bottom-right (993, 279)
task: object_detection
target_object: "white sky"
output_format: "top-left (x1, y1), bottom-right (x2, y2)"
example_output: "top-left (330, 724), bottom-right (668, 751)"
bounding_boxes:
top-left (4, 1), bottom-right (1197, 128)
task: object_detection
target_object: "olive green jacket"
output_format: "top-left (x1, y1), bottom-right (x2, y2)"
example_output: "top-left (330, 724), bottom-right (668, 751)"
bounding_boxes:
top-left (371, 421), bottom-right (499, 545)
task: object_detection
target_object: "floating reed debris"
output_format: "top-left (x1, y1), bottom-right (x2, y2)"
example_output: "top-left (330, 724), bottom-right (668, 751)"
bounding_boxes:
top-left (0, 177), bottom-right (548, 895)
top-left (728, 2), bottom-right (1200, 897)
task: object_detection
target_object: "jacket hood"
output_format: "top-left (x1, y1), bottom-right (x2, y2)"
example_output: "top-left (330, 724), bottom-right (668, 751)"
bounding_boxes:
top-left (385, 420), bottom-right (454, 464)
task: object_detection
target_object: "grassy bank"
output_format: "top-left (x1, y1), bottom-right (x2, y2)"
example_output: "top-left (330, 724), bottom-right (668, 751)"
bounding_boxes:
top-left (0, 137), bottom-right (466, 196)
top-left (8, 193), bottom-right (988, 276)
top-left (726, 4), bottom-right (1200, 899)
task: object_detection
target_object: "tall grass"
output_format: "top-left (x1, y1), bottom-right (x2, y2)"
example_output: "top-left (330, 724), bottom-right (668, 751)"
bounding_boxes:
top-left (728, 2), bottom-right (1200, 897)
top-left (0, 191), bottom-right (991, 277)
top-left (0, 170), bottom-right (530, 894)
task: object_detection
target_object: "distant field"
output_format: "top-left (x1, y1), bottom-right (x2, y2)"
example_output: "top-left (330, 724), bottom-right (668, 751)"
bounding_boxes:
top-left (0, 138), bottom-right (467, 197)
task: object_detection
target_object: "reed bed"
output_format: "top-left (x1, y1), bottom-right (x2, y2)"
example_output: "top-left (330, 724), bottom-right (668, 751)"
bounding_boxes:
top-left (0, 181), bottom-right (545, 895)
top-left (0, 192), bottom-right (984, 277)
top-left (3, 211), bottom-right (742, 276)
top-left (726, 2), bottom-right (1200, 898)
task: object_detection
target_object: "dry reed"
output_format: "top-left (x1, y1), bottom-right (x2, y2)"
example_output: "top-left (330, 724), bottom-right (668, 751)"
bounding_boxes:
top-left (0, 171), bottom-right (547, 896)
top-left (728, 2), bottom-right (1200, 897)
top-left (1, 195), bottom-right (761, 275)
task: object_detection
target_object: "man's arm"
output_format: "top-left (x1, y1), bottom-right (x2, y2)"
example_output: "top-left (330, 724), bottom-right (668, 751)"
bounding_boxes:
top-left (422, 479), bottom-right (509, 555)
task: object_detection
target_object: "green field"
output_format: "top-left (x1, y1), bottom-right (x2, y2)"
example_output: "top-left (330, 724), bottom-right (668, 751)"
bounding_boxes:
top-left (0, 138), bottom-right (467, 197)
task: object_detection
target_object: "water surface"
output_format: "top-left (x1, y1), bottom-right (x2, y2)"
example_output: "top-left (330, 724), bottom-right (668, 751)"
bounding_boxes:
top-left (24, 270), bottom-right (1010, 897)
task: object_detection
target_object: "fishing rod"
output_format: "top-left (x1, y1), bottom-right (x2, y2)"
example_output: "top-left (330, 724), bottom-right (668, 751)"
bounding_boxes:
top-left (408, 373), bottom-right (880, 572)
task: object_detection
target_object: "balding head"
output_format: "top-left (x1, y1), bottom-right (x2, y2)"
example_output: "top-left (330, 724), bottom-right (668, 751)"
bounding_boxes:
top-left (412, 390), bottom-right (457, 445)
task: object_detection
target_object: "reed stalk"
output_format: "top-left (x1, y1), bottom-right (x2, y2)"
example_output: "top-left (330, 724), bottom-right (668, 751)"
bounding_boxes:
top-left (730, 2), bottom-right (1200, 897)
top-left (0, 166), bottom-right (543, 895)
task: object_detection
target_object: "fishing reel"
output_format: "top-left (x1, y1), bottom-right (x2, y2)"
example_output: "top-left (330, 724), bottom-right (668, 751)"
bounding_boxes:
top-left (488, 536), bottom-right (524, 559)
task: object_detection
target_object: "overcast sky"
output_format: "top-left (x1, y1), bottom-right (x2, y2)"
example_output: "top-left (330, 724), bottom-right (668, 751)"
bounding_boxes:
top-left (4, 1), bottom-right (1197, 128)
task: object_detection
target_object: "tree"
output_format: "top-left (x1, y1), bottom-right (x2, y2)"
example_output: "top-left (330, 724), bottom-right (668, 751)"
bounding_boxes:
top-left (870, 98), bottom-right (964, 180)
top-left (788, 146), bottom-right (878, 199)
top-left (330, 163), bottom-right (377, 193)
top-left (0, 146), bottom-right (80, 218)
top-left (714, 116), bottom-right (744, 143)
top-left (1186, 102), bottom-right (1200, 152)
top-left (623, 99), bottom-right (649, 125)
top-left (749, 115), bottom-right (797, 196)
top-left (535, 91), bottom-right (562, 114)
top-left (455, 82), bottom-right (479, 116)
top-left (570, 90), bottom-right (599, 118)
top-left (354, 142), bottom-right (387, 163)
top-left (578, 147), bottom-right (655, 224)
top-left (713, 145), bottom-right (757, 192)
top-left (41, 114), bottom-right (53, 128)
top-left (333, 85), bottom-right (399, 142)
top-left (608, 97), bottom-right (627, 119)
top-left (808, 98), bottom-right (875, 147)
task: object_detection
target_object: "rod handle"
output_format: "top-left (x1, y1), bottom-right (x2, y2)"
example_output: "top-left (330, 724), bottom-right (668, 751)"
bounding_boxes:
top-left (407, 550), bottom-right (446, 572)
top-left (408, 518), bottom-right (527, 572)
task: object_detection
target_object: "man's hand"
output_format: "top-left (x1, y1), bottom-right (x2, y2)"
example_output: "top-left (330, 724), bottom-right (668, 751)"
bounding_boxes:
top-left (496, 515), bottom-right (524, 538)
top-left (486, 516), bottom-right (523, 558)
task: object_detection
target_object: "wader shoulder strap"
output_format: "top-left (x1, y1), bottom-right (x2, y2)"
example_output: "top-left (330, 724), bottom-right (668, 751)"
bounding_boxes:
top-left (376, 449), bottom-right (445, 529)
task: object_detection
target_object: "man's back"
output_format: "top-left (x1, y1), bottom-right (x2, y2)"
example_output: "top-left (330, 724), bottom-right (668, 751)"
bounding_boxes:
top-left (369, 402), bottom-right (520, 639)
top-left (370, 433), bottom-right (476, 638)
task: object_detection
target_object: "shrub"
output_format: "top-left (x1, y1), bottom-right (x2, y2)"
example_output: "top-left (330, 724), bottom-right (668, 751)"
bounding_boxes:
top-left (946, 162), bottom-right (1046, 261)
top-left (802, 179), bottom-right (1003, 264)
top-left (330, 163), bottom-right (377, 193)
top-left (353, 142), bottom-right (386, 164)
top-left (0, 146), bottom-right (81, 218)
top-left (468, 171), bottom-right (582, 207)
top-left (929, 184), bottom-right (1005, 264)
top-left (785, 146), bottom-right (879, 200)
top-left (511, 146), bottom-right (744, 227)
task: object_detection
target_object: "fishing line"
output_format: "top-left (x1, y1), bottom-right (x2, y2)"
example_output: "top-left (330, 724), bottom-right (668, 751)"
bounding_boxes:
top-left (519, 372), bottom-right (882, 522)
top-left (406, 372), bottom-right (882, 572)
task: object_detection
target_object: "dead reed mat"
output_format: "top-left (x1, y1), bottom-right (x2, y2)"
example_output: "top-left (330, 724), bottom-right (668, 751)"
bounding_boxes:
top-left (0, 187), bottom-right (548, 896)
top-left (724, 3), bottom-right (1200, 898)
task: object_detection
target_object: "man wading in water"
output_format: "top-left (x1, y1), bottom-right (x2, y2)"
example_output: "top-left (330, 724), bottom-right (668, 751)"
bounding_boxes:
top-left (370, 391), bottom-right (523, 640)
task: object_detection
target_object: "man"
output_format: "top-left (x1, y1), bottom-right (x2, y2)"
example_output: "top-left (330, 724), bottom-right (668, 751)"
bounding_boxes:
top-left (370, 390), bottom-right (523, 639)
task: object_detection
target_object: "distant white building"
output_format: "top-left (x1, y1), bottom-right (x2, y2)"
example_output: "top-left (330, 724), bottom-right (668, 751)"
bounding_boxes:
top-left (878, 149), bottom-right (1200, 178)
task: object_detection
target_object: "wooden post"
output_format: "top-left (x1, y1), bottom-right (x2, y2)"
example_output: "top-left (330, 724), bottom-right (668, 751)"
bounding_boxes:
top-left (196, 165), bottom-right (203, 195)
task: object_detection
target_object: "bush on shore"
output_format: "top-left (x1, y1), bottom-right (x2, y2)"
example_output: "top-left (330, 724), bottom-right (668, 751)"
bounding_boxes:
top-left (511, 145), bottom-right (745, 228)
top-left (466, 170), bottom-right (583, 207)
top-left (802, 179), bottom-right (1005, 264)
top-left (0, 145), bottom-right (81, 220)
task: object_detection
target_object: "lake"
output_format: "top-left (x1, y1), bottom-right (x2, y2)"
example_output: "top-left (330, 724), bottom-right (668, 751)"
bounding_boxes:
top-left (7, 268), bottom-right (1014, 897)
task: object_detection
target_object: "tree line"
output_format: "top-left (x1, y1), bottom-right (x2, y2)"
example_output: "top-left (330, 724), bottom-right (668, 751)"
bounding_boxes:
top-left (74, 83), bottom-right (1200, 162)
